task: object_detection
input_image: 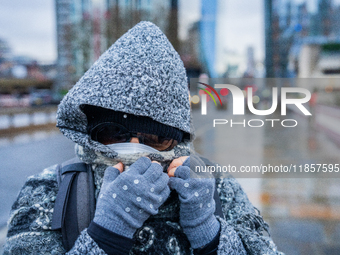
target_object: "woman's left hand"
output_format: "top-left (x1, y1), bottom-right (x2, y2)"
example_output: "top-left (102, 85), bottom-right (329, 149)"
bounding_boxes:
top-left (167, 156), bottom-right (220, 249)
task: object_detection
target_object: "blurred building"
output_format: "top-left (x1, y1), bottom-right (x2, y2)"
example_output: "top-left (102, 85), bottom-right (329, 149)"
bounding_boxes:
top-left (287, 39), bottom-right (340, 106)
top-left (265, 0), bottom-right (340, 78)
top-left (314, 0), bottom-right (333, 36)
top-left (0, 38), bottom-right (12, 64)
top-left (55, 0), bottom-right (178, 92)
top-left (199, 0), bottom-right (217, 78)
top-left (180, 21), bottom-right (202, 81)
top-left (183, 0), bottom-right (238, 79)
top-left (296, 41), bottom-right (340, 78)
top-left (0, 38), bottom-right (13, 78)
top-left (244, 46), bottom-right (256, 78)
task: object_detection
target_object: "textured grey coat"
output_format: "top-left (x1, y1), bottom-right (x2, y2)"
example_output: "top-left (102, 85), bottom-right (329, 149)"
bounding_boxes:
top-left (3, 146), bottom-right (282, 254)
top-left (3, 21), bottom-right (283, 254)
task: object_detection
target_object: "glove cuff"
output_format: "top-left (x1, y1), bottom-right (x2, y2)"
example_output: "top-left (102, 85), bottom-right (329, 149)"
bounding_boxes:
top-left (183, 215), bottom-right (220, 249)
top-left (93, 213), bottom-right (139, 239)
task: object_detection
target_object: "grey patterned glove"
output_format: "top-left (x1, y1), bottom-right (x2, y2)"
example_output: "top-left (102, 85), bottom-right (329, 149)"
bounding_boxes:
top-left (169, 156), bottom-right (220, 248)
top-left (94, 157), bottom-right (170, 238)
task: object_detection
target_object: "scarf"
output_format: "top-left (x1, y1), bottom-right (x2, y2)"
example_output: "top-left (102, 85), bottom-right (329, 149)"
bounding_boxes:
top-left (75, 141), bottom-right (193, 254)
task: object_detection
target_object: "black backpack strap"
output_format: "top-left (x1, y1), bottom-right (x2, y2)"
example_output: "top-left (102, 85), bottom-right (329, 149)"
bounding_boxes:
top-left (213, 187), bottom-right (224, 218)
top-left (51, 158), bottom-right (95, 251)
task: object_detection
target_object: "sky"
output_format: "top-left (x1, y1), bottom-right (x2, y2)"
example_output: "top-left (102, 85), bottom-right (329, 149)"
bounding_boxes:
top-left (220, 0), bottom-right (264, 61)
top-left (0, 0), bottom-right (264, 64)
top-left (0, 0), bottom-right (56, 63)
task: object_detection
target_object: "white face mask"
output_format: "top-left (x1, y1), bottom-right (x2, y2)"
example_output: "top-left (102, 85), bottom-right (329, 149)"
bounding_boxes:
top-left (107, 142), bottom-right (159, 154)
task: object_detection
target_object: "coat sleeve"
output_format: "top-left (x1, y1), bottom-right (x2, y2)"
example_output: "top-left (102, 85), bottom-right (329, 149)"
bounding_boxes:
top-left (215, 177), bottom-right (284, 255)
top-left (2, 165), bottom-right (106, 255)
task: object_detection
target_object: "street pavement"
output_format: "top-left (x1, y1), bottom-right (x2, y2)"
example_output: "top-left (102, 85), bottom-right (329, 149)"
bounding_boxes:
top-left (192, 105), bottom-right (340, 255)
top-left (0, 130), bottom-right (75, 227)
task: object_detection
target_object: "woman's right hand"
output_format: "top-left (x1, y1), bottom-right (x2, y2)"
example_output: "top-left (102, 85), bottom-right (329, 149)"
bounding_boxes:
top-left (93, 157), bottom-right (170, 239)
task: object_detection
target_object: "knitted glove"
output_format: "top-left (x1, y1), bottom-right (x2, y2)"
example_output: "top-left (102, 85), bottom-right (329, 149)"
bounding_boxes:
top-left (169, 156), bottom-right (220, 248)
top-left (93, 157), bottom-right (170, 239)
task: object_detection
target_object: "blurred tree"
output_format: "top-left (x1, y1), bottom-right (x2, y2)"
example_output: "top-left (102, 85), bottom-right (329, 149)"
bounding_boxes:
top-left (104, 0), bottom-right (179, 51)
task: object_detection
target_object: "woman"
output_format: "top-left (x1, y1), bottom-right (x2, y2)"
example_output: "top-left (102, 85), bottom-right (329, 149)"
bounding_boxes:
top-left (4, 21), bottom-right (282, 254)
